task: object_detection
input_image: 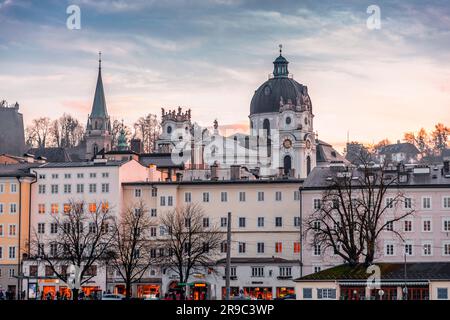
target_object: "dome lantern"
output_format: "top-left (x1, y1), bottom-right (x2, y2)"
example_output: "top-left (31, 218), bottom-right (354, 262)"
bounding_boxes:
top-left (273, 44), bottom-right (289, 78)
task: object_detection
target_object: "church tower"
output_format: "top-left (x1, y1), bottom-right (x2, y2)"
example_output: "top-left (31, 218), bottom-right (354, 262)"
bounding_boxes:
top-left (249, 46), bottom-right (316, 178)
top-left (85, 52), bottom-right (112, 160)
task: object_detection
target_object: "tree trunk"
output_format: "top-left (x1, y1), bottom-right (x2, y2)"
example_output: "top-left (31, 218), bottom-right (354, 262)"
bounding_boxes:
top-left (72, 288), bottom-right (79, 301)
top-left (125, 280), bottom-right (132, 299)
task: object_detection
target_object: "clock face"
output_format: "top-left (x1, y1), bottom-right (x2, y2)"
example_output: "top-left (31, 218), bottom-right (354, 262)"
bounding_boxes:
top-left (283, 139), bottom-right (292, 149)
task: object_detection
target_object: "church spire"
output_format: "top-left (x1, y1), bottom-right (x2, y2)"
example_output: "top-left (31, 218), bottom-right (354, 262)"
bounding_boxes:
top-left (90, 51), bottom-right (108, 118)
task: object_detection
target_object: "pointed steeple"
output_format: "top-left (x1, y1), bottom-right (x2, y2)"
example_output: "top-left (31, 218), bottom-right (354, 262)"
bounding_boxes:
top-left (90, 51), bottom-right (108, 118)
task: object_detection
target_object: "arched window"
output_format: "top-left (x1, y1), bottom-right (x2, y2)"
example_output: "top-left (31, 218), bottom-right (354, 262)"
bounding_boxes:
top-left (263, 119), bottom-right (270, 136)
top-left (307, 156), bottom-right (311, 176)
top-left (284, 155), bottom-right (292, 175)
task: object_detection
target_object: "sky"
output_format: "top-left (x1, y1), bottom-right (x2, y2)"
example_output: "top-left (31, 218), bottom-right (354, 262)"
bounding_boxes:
top-left (1, 0), bottom-right (450, 151)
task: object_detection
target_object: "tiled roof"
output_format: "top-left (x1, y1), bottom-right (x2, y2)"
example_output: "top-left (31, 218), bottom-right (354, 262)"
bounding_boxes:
top-left (27, 147), bottom-right (72, 162)
top-left (378, 143), bottom-right (419, 155)
top-left (139, 153), bottom-right (184, 168)
top-left (216, 257), bottom-right (299, 264)
top-left (0, 163), bottom-right (40, 177)
top-left (38, 160), bottom-right (128, 169)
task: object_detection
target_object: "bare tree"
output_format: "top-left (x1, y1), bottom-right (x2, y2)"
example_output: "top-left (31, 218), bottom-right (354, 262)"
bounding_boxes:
top-left (160, 204), bottom-right (223, 298)
top-left (133, 113), bottom-right (161, 153)
top-left (29, 200), bottom-right (115, 300)
top-left (25, 117), bottom-right (52, 148)
top-left (109, 201), bottom-right (157, 299)
top-left (306, 158), bottom-right (415, 266)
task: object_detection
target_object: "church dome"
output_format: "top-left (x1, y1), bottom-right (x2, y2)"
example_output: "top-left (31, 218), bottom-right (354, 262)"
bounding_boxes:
top-left (250, 48), bottom-right (311, 115)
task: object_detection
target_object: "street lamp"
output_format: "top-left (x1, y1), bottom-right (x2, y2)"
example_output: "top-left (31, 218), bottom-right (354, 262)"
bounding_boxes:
top-left (403, 242), bottom-right (408, 300)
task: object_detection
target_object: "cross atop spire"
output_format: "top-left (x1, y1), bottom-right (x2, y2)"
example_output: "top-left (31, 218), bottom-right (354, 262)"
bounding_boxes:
top-left (99, 51), bottom-right (102, 69)
top-left (279, 44), bottom-right (282, 56)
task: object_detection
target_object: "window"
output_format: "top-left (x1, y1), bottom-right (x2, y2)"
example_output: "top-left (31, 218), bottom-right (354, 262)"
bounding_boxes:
top-left (50, 203), bottom-right (59, 214)
top-left (184, 192), bottom-right (191, 203)
top-left (88, 203), bottom-right (97, 213)
top-left (220, 241), bottom-right (227, 253)
top-left (275, 217), bottom-right (282, 227)
top-left (184, 218), bottom-right (191, 228)
top-left (422, 219), bottom-right (432, 232)
top-left (0, 247), bottom-right (2, 259)
top-left (0, 203), bottom-right (3, 214)
top-left (257, 242), bottom-right (264, 253)
top-left (404, 243), bottom-right (413, 256)
top-left (45, 266), bottom-right (54, 277)
top-left (317, 289), bottom-right (336, 299)
top-left (160, 196), bottom-right (166, 206)
top-left (385, 221), bottom-right (394, 231)
top-left (239, 217), bottom-right (246, 228)
top-left (294, 242), bottom-right (301, 253)
top-left (36, 203), bottom-right (45, 214)
top-left (0, 224), bottom-right (3, 236)
top-left (9, 269), bottom-right (15, 278)
top-left (257, 217), bottom-right (264, 227)
top-left (135, 189), bottom-right (141, 197)
top-left (203, 192), bottom-right (210, 202)
top-left (275, 242), bottom-right (282, 253)
top-left (29, 266), bottom-right (38, 277)
top-left (442, 218), bottom-right (450, 232)
top-left (443, 242), bottom-right (450, 256)
top-left (102, 172), bottom-right (109, 178)
top-left (203, 218), bottom-right (210, 228)
top-left (64, 173), bottom-right (71, 179)
top-left (101, 183), bottom-right (109, 193)
top-left (150, 227), bottom-right (157, 237)
top-left (50, 243), bottom-right (58, 256)
top-left (89, 184), bottom-right (96, 193)
top-left (313, 199), bottom-right (322, 210)
top-left (10, 183), bottom-right (17, 193)
top-left (239, 191), bottom-right (246, 202)
top-left (404, 197), bottom-right (412, 209)
top-left (38, 223), bottom-right (45, 234)
top-left (38, 185), bottom-right (46, 194)
top-left (76, 184), bottom-right (84, 193)
top-left (257, 192), bottom-right (264, 201)
top-left (251, 267), bottom-right (264, 277)
top-left (52, 174), bottom-right (59, 179)
top-left (151, 188), bottom-right (157, 197)
top-left (0, 184), bottom-right (3, 193)
top-left (168, 196), bottom-right (173, 206)
top-left (88, 223), bottom-right (97, 234)
top-left (9, 203), bottom-right (17, 214)
top-left (314, 266), bottom-right (322, 273)
top-left (443, 197), bottom-right (450, 209)
top-left (404, 220), bottom-right (413, 232)
top-left (221, 217), bottom-right (227, 228)
top-left (294, 191), bottom-right (300, 201)
top-left (386, 197), bottom-right (394, 208)
top-left (385, 243), bottom-right (394, 256)
top-left (221, 192), bottom-right (227, 202)
top-left (275, 191), bottom-right (282, 201)
top-left (422, 197), bottom-right (431, 209)
top-left (50, 223), bottom-right (58, 234)
top-left (77, 173), bottom-right (84, 178)
top-left (64, 184), bottom-right (71, 194)
top-left (303, 288), bottom-right (312, 299)
top-left (151, 209), bottom-right (157, 217)
top-left (9, 246), bottom-right (16, 259)
top-left (51, 184), bottom-right (58, 194)
top-left (422, 242), bottom-right (432, 256)
top-left (313, 220), bottom-right (321, 231)
top-left (63, 203), bottom-right (71, 214)
top-left (437, 288), bottom-right (448, 300)
top-left (294, 216), bottom-right (301, 227)
top-left (313, 244), bottom-right (321, 256)
top-left (238, 242), bottom-right (246, 253)
top-left (8, 224), bottom-right (16, 236)
top-left (90, 173), bottom-right (96, 178)
top-left (279, 267), bottom-right (291, 277)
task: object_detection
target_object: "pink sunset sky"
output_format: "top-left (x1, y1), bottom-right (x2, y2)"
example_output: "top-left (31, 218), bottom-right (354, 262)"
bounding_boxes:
top-left (1, 0), bottom-right (450, 152)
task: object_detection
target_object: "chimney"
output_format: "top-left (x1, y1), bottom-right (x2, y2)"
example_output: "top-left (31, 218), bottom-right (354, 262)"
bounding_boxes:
top-left (230, 165), bottom-right (241, 180)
